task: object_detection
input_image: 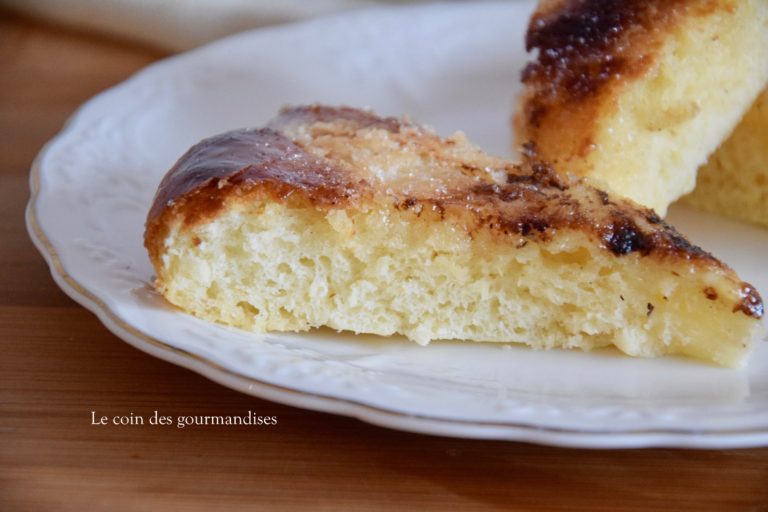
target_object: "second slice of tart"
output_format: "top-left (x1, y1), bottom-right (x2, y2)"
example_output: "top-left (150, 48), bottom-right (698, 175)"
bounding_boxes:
top-left (514, 0), bottom-right (768, 216)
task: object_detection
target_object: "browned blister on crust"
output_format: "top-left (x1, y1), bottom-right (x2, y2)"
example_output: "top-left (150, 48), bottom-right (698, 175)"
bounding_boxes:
top-left (145, 105), bottom-right (762, 321)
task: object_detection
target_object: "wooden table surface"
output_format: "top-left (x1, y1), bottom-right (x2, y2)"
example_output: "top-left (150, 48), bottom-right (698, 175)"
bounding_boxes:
top-left (2, 11), bottom-right (768, 511)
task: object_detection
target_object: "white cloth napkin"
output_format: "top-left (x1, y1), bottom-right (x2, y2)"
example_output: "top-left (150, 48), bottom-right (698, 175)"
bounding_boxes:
top-left (2, 0), bottom-right (434, 51)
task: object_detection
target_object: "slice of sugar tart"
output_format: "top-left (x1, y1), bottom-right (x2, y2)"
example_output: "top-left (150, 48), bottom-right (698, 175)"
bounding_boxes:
top-left (514, 0), bottom-right (768, 217)
top-left (145, 105), bottom-right (764, 367)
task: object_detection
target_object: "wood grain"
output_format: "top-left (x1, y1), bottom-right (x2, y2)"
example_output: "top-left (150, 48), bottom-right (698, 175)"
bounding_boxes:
top-left (1, 11), bottom-right (767, 511)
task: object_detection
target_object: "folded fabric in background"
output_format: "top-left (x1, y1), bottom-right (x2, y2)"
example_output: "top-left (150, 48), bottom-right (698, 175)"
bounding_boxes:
top-left (1, 0), bottom-right (436, 51)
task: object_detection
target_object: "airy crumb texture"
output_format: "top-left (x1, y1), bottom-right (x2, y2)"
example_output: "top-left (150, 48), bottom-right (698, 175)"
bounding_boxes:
top-left (682, 88), bottom-right (768, 227)
top-left (146, 105), bottom-right (764, 367)
top-left (515, 0), bottom-right (768, 216)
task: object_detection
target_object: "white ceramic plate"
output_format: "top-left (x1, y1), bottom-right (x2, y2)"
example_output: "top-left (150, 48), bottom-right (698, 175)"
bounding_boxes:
top-left (27, 1), bottom-right (768, 448)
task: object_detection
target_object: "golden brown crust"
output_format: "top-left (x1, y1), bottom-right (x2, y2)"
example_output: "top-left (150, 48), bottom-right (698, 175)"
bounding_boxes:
top-left (144, 122), bottom-right (371, 265)
top-left (522, 0), bottom-right (680, 125)
top-left (144, 105), bottom-right (763, 319)
top-left (268, 104), bottom-right (403, 134)
top-left (517, 0), bottom-right (729, 161)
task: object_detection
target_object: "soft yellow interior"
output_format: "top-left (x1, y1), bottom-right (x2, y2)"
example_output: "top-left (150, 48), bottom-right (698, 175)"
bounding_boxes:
top-left (682, 87), bottom-right (768, 227)
top-left (157, 200), bottom-right (757, 367)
